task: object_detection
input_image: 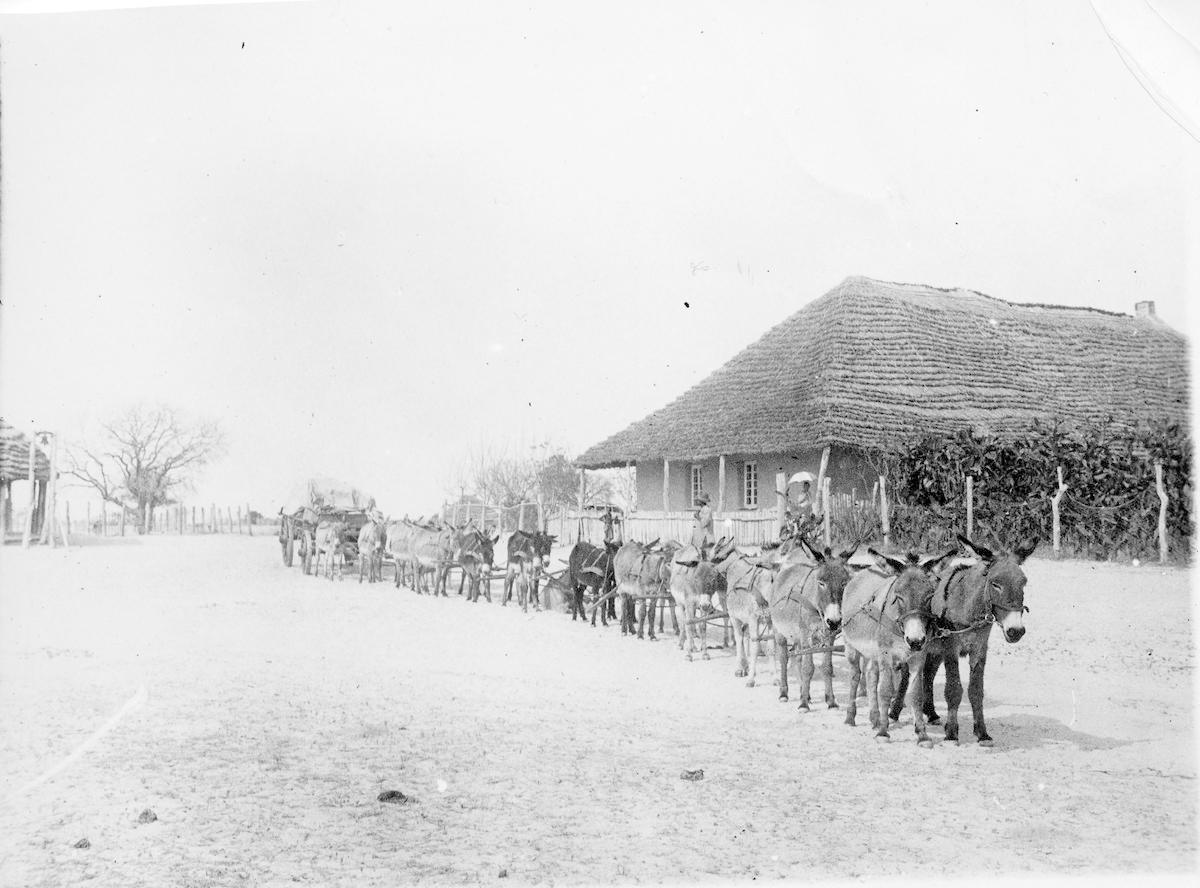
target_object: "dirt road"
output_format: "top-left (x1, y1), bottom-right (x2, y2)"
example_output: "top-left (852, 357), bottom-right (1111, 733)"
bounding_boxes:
top-left (0, 535), bottom-right (1194, 885)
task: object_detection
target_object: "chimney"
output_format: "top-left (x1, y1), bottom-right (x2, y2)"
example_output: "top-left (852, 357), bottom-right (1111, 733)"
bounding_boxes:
top-left (1135, 300), bottom-right (1156, 318)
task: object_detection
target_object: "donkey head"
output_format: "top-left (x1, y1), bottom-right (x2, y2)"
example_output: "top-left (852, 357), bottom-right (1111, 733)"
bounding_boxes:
top-left (958, 534), bottom-right (1036, 643)
top-left (810, 543), bottom-right (858, 633)
top-left (870, 546), bottom-right (958, 651)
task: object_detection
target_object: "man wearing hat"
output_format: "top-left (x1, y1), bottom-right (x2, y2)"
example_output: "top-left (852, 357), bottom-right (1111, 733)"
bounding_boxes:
top-left (691, 492), bottom-right (715, 560)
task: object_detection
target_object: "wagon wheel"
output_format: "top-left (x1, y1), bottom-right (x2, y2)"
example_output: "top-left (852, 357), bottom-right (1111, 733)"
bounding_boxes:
top-left (283, 535), bottom-right (295, 567)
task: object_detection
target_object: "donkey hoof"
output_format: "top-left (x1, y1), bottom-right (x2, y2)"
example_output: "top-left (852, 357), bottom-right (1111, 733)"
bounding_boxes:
top-left (874, 732), bottom-right (891, 743)
top-left (745, 679), bottom-right (755, 688)
top-left (917, 737), bottom-right (934, 749)
top-left (927, 714), bottom-right (941, 725)
top-left (701, 652), bottom-right (711, 661)
top-left (797, 701), bottom-right (810, 712)
top-left (827, 701), bottom-right (839, 710)
top-left (778, 694), bottom-right (788, 703)
top-left (978, 738), bottom-right (995, 748)
top-left (844, 715), bottom-right (856, 727)
top-left (733, 668), bottom-right (744, 678)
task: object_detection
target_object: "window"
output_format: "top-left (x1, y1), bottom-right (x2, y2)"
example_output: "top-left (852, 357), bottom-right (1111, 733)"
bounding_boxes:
top-left (743, 462), bottom-right (758, 509)
top-left (690, 465), bottom-right (703, 507)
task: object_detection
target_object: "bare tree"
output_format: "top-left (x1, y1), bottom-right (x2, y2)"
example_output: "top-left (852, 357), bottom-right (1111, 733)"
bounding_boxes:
top-left (67, 405), bottom-right (225, 533)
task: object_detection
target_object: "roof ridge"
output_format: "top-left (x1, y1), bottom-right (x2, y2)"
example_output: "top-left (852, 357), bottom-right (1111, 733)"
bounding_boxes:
top-left (850, 275), bottom-right (1135, 319)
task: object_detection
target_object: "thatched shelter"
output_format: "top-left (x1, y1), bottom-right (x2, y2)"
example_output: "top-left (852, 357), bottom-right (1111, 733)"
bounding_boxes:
top-left (575, 276), bottom-right (1188, 516)
top-left (0, 419), bottom-right (53, 538)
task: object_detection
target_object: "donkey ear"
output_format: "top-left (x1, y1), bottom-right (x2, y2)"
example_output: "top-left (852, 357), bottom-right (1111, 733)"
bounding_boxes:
top-left (956, 533), bottom-right (994, 563)
top-left (867, 547), bottom-right (907, 575)
top-left (1013, 538), bottom-right (1038, 564)
top-left (920, 547), bottom-right (959, 572)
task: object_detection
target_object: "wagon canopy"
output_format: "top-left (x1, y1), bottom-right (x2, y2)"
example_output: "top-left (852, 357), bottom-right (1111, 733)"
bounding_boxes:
top-left (279, 476), bottom-right (375, 514)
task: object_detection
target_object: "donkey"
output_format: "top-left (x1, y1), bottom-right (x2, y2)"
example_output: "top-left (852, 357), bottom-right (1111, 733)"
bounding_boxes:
top-left (567, 540), bottom-right (622, 624)
top-left (720, 548), bottom-right (778, 686)
top-left (313, 520), bottom-right (347, 581)
top-left (502, 529), bottom-right (557, 612)
top-left (455, 527), bottom-right (499, 603)
top-left (890, 534), bottom-right (1036, 746)
top-left (609, 539), bottom-right (667, 638)
top-left (670, 538), bottom-right (737, 658)
top-left (767, 541), bottom-right (856, 707)
top-left (357, 518), bottom-right (387, 584)
top-left (840, 547), bottom-right (957, 745)
top-left (635, 542), bottom-right (679, 640)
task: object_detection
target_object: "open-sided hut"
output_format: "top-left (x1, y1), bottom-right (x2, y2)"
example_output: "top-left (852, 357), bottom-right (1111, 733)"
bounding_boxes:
top-left (0, 419), bottom-right (53, 539)
top-left (575, 276), bottom-right (1188, 542)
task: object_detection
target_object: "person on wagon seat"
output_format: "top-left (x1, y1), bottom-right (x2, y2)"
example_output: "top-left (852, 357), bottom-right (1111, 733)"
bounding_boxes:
top-left (691, 492), bottom-right (715, 560)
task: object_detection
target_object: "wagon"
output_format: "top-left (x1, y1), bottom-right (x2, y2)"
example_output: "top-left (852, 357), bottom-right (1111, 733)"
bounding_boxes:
top-left (278, 505), bottom-right (371, 575)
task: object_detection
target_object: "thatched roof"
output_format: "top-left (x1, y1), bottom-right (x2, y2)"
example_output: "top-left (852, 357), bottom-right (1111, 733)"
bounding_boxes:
top-left (0, 419), bottom-right (52, 483)
top-left (576, 276), bottom-right (1189, 469)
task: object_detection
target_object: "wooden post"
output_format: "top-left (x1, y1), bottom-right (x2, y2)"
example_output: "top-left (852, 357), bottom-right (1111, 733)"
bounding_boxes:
top-left (1155, 460), bottom-right (1169, 564)
top-left (237, 506), bottom-right (243, 534)
top-left (717, 455), bottom-right (726, 515)
top-left (879, 474), bottom-right (890, 548)
top-left (143, 500), bottom-right (152, 536)
top-left (40, 435), bottom-right (57, 546)
top-left (191, 505), bottom-right (196, 533)
top-left (87, 501), bottom-right (91, 536)
top-left (775, 471), bottom-right (787, 540)
top-left (517, 501), bottom-right (526, 532)
top-left (120, 505), bottom-right (126, 537)
top-left (227, 506), bottom-right (233, 534)
top-left (966, 476), bottom-right (974, 540)
top-left (822, 477), bottom-right (832, 547)
top-left (101, 500), bottom-right (108, 537)
top-left (210, 502), bottom-right (216, 533)
top-left (536, 494), bottom-right (545, 533)
top-left (247, 503), bottom-right (253, 536)
top-left (870, 481), bottom-right (878, 509)
top-left (1052, 467), bottom-right (1067, 558)
top-left (201, 507), bottom-right (206, 533)
top-left (65, 501), bottom-right (71, 541)
top-left (814, 446), bottom-right (831, 513)
top-left (662, 459), bottom-right (670, 513)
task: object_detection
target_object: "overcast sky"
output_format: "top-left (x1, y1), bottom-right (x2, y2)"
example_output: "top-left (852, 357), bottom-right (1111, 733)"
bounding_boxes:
top-left (0, 0), bottom-right (1196, 516)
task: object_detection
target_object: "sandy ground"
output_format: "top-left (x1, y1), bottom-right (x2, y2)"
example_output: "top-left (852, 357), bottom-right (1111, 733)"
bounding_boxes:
top-left (0, 534), bottom-right (1196, 887)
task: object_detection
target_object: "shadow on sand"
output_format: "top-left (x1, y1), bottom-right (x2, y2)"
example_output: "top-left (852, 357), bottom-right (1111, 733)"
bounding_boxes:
top-left (932, 711), bottom-right (1141, 753)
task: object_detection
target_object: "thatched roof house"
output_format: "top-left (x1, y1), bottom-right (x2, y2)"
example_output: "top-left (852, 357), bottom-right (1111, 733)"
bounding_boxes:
top-left (576, 276), bottom-right (1188, 514)
top-left (0, 419), bottom-right (51, 484)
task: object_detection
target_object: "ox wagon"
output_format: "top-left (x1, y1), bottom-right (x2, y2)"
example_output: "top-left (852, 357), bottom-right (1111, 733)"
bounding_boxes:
top-left (278, 505), bottom-right (371, 575)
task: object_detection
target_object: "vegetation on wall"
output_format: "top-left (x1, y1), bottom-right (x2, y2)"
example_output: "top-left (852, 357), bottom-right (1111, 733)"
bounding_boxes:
top-left (838, 418), bottom-right (1191, 560)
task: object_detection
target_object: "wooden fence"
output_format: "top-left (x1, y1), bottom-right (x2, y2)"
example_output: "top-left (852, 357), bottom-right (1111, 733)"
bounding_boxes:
top-left (61, 502), bottom-right (259, 537)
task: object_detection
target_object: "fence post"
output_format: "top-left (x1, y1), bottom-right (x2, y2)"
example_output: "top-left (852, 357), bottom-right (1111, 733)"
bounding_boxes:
top-left (227, 506), bottom-right (233, 534)
top-left (879, 474), bottom-right (890, 549)
top-left (120, 505), bottom-right (126, 537)
top-left (517, 502), bottom-right (526, 533)
top-left (662, 459), bottom-right (670, 513)
top-left (717, 455), bottom-right (726, 516)
top-left (210, 503), bottom-right (216, 533)
top-left (66, 501), bottom-right (71, 540)
top-left (192, 505), bottom-right (196, 533)
top-left (237, 506), bottom-right (243, 534)
top-left (247, 503), bottom-right (253, 536)
top-left (822, 477), bottom-right (831, 548)
top-left (775, 471), bottom-right (786, 541)
top-left (101, 500), bottom-right (107, 537)
top-left (1052, 467), bottom-right (1067, 558)
top-left (966, 476), bottom-right (974, 540)
top-left (86, 501), bottom-right (91, 535)
top-left (1155, 460), bottom-right (1168, 564)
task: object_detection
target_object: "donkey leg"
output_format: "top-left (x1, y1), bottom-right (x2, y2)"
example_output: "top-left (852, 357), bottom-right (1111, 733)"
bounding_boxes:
top-left (822, 650), bottom-right (838, 709)
top-left (777, 636), bottom-right (791, 702)
top-left (967, 646), bottom-right (993, 745)
top-left (908, 654), bottom-right (933, 747)
top-left (873, 662), bottom-right (893, 740)
top-left (921, 653), bottom-right (942, 724)
top-left (843, 649), bottom-right (859, 725)
top-left (747, 626), bottom-right (761, 688)
top-left (731, 622), bottom-right (746, 678)
top-left (797, 651), bottom-right (815, 710)
top-left (941, 649), bottom-right (964, 743)
top-left (890, 663), bottom-right (910, 722)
